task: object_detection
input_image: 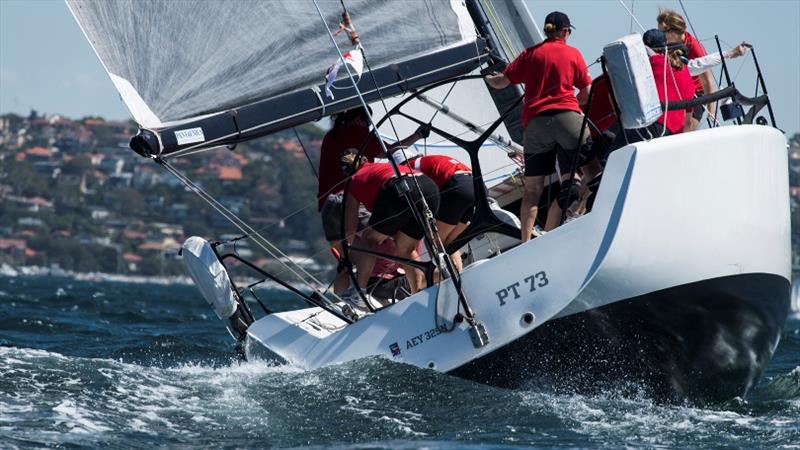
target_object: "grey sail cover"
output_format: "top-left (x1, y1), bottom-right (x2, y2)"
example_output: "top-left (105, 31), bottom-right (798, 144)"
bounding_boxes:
top-left (66, 0), bottom-right (476, 129)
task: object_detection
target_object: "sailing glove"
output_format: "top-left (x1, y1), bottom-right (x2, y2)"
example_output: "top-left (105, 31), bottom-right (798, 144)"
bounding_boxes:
top-left (416, 124), bottom-right (431, 139)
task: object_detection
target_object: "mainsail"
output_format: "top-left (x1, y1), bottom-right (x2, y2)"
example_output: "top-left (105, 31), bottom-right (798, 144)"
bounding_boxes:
top-left (66, 0), bottom-right (496, 155)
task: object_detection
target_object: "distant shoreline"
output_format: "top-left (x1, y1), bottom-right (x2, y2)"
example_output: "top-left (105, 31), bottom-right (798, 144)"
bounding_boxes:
top-left (0, 263), bottom-right (193, 286)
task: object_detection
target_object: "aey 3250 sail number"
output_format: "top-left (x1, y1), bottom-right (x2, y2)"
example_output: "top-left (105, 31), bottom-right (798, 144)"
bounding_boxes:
top-left (495, 271), bottom-right (549, 306)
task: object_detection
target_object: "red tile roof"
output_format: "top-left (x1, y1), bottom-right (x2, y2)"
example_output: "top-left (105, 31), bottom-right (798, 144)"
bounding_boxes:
top-left (122, 252), bottom-right (143, 263)
top-left (26, 146), bottom-right (52, 157)
top-left (137, 242), bottom-right (163, 251)
top-left (0, 239), bottom-right (26, 250)
top-left (123, 230), bottom-right (147, 240)
top-left (218, 166), bottom-right (243, 181)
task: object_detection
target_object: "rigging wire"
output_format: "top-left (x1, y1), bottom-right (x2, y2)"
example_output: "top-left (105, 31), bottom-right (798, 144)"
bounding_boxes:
top-left (617, 0), bottom-right (646, 32)
top-left (678, 0), bottom-right (700, 43)
top-left (293, 127), bottom-right (319, 179)
top-left (311, 0), bottom-right (461, 302)
top-left (629, 0), bottom-right (636, 34)
top-left (156, 157), bottom-right (340, 303)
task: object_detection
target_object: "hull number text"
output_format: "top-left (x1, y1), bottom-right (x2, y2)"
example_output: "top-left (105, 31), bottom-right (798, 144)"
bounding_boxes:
top-left (496, 271), bottom-right (549, 306)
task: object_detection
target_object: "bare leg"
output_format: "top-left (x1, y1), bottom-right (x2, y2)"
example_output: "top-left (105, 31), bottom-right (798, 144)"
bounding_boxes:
top-left (545, 172), bottom-right (573, 230)
top-left (356, 228), bottom-right (389, 288)
top-left (394, 231), bottom-right (423, 293)
top-left (520, 175), bottom-right (545, 242)
top-left (441, 221), bottom-right (468, 272)
top-left (329, 241), bottom-right (349, 293)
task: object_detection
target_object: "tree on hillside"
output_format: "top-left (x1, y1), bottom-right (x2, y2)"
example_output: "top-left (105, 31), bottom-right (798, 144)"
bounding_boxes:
top-left (789, 133), bottom-right (800, 148)
top-left (62, 154), bottom-right (93, 176)
top-left (4, 161), bottom-right (48, 197)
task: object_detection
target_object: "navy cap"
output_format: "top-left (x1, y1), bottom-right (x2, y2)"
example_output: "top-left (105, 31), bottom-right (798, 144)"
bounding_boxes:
top-left (544, 11), bottom-right (574, 30)
top-left (643, 29), bottom-right (667, 49)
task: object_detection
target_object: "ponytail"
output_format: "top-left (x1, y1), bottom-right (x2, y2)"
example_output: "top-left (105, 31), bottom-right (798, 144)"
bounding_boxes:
top-left (667, 48), bottom-right (685, 70)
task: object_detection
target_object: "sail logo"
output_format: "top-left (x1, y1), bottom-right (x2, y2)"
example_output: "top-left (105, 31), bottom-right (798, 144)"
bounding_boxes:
top-left (175, 127), bottom-right (206, 146)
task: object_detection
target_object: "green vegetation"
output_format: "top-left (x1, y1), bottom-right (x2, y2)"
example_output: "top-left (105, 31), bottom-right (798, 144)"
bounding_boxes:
top-left (0, 113), bottom-right (329, 276)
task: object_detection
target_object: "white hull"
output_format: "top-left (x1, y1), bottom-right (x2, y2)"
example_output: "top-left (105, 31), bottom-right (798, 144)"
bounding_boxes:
top-left (244, 125), bottom-right (791, 401)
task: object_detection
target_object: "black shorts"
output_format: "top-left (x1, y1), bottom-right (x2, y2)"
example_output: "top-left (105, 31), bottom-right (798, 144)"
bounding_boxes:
top-left (436, 173), bottom-right (475, 225)
top-left (692, 103), bottom-right (705, 121)
top-left (690, 92), bottom-right (705, 121)
top-left (369, 175), bottom-right (440, 240)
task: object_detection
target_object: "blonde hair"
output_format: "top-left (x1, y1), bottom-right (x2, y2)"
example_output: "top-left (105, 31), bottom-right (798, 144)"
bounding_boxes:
top-left (543, 22), bottom-right (567, 39)
top-left (657, 8), bottom-right (686, 33)
top-left (340, 151), bottom-right (365, 171)
top-left (667, 49), bottom-right (685, 70)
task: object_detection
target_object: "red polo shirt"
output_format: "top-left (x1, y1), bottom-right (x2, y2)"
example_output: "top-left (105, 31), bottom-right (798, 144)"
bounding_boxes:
top-left (411, 155), bottom-right (471, 188)
top-left (349, 162), bottom-right (414, 211)
top-left (683, 32), bottom-right (708, 93)
top-left (650, 54), bottom-right (695, 134)
top-left (583, 74), bottom-right (617, 134)
top-left (317, 122), bottom-right (384, 210)
top-left (503, 38), bottom-right (591, 127)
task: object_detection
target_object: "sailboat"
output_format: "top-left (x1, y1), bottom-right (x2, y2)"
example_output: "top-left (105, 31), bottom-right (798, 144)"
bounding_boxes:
top-left (67, 0), bottom-right (791, 403)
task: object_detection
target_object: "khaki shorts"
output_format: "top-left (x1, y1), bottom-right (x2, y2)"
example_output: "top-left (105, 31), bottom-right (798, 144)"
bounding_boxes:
top-left (523, 110), bottom-right (588, 177)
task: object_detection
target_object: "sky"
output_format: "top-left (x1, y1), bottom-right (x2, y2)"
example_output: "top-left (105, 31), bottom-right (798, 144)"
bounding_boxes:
top-left (0, 0), bottom-right (798, 135)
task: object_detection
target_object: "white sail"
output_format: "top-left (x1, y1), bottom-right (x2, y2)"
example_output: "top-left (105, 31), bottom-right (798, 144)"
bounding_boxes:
top-left (66, 0), bottom-right (477, 129)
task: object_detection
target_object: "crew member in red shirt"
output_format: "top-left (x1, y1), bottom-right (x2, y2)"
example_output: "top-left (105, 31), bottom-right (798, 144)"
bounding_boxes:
top-left (612, 29), bottom-right (694, 146)
top-left (485, 11), bottom-right (592, 239)
top-left (393, 148), bottom-right (473, 272)
top-left (657, 9), bottom-right (715, 131)
top-left (318, 107), bottom-right (427, 292)
top-left (342, 153), bottom-right (439, 296)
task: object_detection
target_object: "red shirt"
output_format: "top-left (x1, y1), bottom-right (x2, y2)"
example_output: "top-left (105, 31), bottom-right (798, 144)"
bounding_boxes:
top-left (317, 122), bottom-right (383, 210)
top-left (683, 32), bottom-right (708, 93)
top-left (650, 54), bottom-right (695, 134)
top-left (410, 155), bottom-right (471, 188)
top-left (504, 38), bottom-right (592, 127)
top-left (349, 162), bottom-right (414, 211)
top-left (583, 74), bottom-right (617, 134)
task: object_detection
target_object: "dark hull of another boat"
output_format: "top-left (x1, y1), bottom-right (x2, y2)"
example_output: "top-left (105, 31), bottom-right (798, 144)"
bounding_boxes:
top-left (449, 273), bottom-right (791, 404)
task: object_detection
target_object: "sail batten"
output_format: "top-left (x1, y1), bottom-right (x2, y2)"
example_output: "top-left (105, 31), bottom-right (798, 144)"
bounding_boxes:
top-left (66, 0), bottom-right (478, 129)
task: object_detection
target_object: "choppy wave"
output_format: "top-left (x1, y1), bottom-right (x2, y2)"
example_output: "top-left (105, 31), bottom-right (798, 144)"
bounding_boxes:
top-left (1, 276), bottom-right (798, 449)
top-left (1, 345), bottom-right (799, 449)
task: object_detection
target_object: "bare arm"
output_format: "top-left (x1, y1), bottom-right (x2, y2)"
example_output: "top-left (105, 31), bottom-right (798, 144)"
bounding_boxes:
top-left (344, 193), bottom-right (359, 244)
top-left (576, 85), bottom-right (591, 106)
top-left (485, 73), bottom-right (511, 90)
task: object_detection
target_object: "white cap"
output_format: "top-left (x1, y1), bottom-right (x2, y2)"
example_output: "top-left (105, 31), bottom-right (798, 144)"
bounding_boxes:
top-left (391, 147), bottom-right (420, 165)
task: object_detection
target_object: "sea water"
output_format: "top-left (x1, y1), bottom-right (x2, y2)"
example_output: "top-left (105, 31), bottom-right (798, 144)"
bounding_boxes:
top-left (0, 275), bottom-right (797, 449)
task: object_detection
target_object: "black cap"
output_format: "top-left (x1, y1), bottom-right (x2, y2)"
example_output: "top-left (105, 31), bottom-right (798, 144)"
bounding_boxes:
top-left (643, 29), bottom-right (666, 50)
top-left (545, 11), bottom-right (574, 30)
